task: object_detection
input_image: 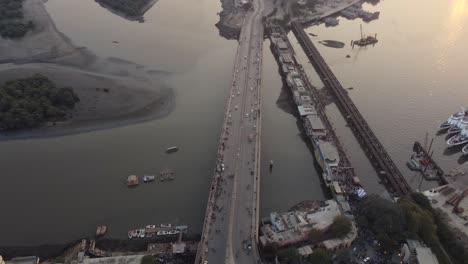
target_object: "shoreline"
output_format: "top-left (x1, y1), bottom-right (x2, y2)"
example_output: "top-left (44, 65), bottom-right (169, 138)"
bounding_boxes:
top-left (0, 0), bottom-right (175, 140)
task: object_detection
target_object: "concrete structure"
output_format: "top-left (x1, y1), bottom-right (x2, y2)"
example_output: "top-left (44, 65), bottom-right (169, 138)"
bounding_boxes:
top-left (400, 240), bottom-right (439, 264)
top-left (5, 257), bottom-right (39, 264)
top-left (297, 245), bottom-right (313, 256)
top-left (260, 199), bottom-right (349, 247)
top-left (195, 0), bottom-right (265, 262)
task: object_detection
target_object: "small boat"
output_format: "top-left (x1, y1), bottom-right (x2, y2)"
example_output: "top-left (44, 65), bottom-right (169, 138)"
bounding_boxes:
top-left (166, 146), bottom-right (179, 153)
top-left (352, 25), bottom-right (377, 46)
top-left (447, 133), bottom-right (468, 148)
top-left (112, 41), bottom-right (119, 44)
top-left (462, 144), bottom-right (468, 155)
top-left (168, 230), bottom-right (179, 235)
top-left (447, 126), bottom-right (462, 135)
top-left (143, 175), bottom-right (155, 182)
top-left (157, 230), bottom-right (169, 236)
top-left (161, 223), bottom-right (172, 228)
top-left (439, 109), bottom-right (468, 132)
top-left (406, 159), bottom-right (421, 171)
top-left (146, 224), bottom-right (156, 229)
top-left (127, 175), bottom-right (139, 187)
top-left (139, 229), bottom-right (146, 238)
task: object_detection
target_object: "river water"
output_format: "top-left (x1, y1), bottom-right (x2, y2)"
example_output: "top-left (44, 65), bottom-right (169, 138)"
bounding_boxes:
top-left (291, 0), bottom-right (468, 192)
top-left (2, 0), bottom-right (467, 246)
top-left (0, 0), bottom-right (324, 246)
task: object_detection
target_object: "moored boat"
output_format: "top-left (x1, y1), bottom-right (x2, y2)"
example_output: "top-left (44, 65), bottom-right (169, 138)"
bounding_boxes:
top-left (157, 230), bottom-right (169, 236)
top-left (161, 223), bottom-right (172, 228)
top-left (447, 128), bottom-right (468, 147)
top-left (462, 144), bottom-right (468, 155)
top-left (168, 229), bottom-right (179, 235)
top-left (439, 109), bottom-right (468, 132)
top-left (143, 175), bottom-right (155, 182)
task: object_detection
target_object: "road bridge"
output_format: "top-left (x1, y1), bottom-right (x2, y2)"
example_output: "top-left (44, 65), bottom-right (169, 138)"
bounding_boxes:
top-left (195, 0), bottom-right (264, 263)
top-left (291, 22), bottom-right (412, 197)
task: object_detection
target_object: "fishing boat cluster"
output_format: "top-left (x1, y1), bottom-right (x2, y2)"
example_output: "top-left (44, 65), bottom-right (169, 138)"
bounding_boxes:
top-left (128, 224), bottom-right (188, 239)
top-left (439, 109), bottom-right (468, 155)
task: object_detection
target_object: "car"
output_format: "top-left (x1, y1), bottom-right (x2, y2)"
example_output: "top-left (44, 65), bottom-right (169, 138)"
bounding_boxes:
top-left (363, 257), bottom-right (371, 263)
top-left (235, 105), bottom-right (238, 110)
top-left (247, 244), bottom-right (252, 251)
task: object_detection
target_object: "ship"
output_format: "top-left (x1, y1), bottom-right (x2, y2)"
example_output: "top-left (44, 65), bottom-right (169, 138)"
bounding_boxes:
top-left (447, 127), bottom-right (468, 147)
top-left (439, 108), bottom-right (468, 132)
top-left (352, 24), bottom-right (378, 46)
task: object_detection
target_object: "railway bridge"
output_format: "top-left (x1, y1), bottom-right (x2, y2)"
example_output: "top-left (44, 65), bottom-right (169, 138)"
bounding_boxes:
top-left (291, 22), bottom-right (412, 196)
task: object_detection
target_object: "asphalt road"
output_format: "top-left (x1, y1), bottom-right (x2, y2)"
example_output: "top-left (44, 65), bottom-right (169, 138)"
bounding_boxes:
top-left (197, 0), bottom-right (264, 263)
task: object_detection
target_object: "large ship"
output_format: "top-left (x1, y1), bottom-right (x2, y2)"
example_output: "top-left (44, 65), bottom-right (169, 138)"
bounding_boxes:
top-left (303, 112), bottom-right (340, 186)
top-left (352, 24), bottom-right (378, 46)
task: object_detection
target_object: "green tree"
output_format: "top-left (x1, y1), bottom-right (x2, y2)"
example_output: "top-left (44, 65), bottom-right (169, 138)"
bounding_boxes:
top-left (308, 248), bottom-right (331, 264)
top-left (308, 228), bottom-right (323, 243)
top-left (329, 215), bottom-right (352, 238)
top-left (277, 248), bottom-right (300, 264)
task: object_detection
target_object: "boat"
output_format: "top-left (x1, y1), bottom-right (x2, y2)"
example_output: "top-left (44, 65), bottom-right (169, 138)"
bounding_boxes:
top-left (462, 144), bottom-right (468, 155)
top-left (157, 230), bottom-right (169, 236)
top-left (352, 24), bottom-right (378, 46)
top-left (168, 230), bottom-right (179, 235)
top-left (139, 229), bottom-right (146, 238)
top-left (161, 223), bottom-right (172, 228)
top-left (406, 158), bottom-right (421, 171)
top-left (143, 175), bottom-right (155, 182)
top-left (128, 229), bottom-right (138, 239)
top-left (166, 146), bottom-right (179, 153)
top-left (447, 128), bottom-right (468, 147)
top-left (439, 109), bottom-right (468, 132)
top-left (146, 224), bottom-right (156, 229)
top-left (126, 175), bottom-right (139, 187)
top-left (448, 115), bottom-right (468, 135)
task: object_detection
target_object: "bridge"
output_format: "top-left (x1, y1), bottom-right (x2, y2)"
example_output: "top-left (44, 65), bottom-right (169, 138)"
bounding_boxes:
top-left (291, 22), bottom-right (412, 197)
top-left (195, 0), bottom-right (264, 263)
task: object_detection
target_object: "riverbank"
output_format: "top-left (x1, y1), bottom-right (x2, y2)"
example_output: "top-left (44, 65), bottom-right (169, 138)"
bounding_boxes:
top-left (0, 0), bottom-right (175, 140)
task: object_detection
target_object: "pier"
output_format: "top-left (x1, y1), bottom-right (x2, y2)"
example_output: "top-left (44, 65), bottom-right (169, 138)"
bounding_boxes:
top-left (291, 22), bottom-right (412, 196)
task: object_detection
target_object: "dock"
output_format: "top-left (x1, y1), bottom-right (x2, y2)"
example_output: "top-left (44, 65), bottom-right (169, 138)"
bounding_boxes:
top-left (291, 22), bottom-right (412, 197)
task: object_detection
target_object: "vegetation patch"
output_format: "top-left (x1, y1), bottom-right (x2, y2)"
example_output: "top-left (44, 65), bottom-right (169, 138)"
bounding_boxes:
top-left (356, 193), bottom-right (465, 264)
top-left (0, 0), bottom-right (34, 38)
top-left (0, 74), bottom-right (79, 131)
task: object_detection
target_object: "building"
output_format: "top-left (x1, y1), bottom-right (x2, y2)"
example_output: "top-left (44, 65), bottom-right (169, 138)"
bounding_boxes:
top-left (260, 199), bottom-right (347, 247)
top-left (400, 240), bottom-right (439, 264)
